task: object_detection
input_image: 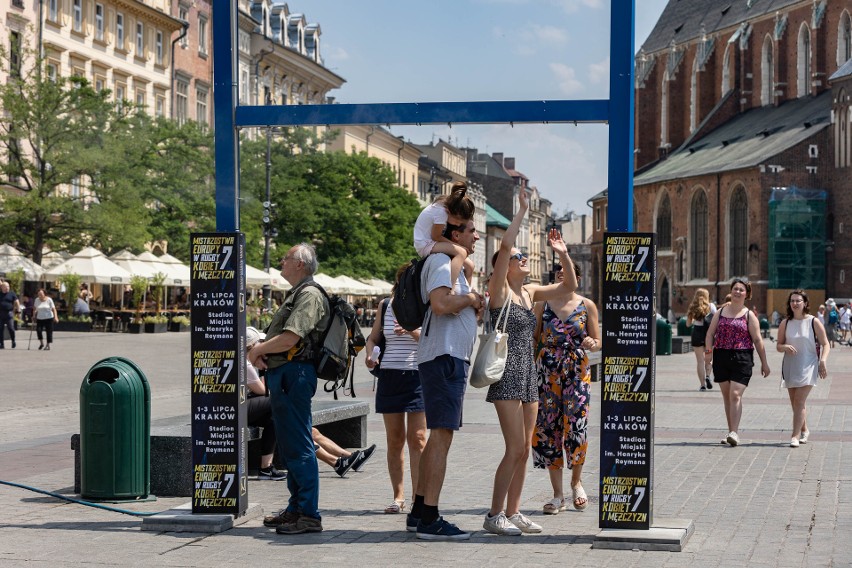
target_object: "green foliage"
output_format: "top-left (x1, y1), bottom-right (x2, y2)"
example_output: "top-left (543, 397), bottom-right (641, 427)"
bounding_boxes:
top-left (240, 130), bottom-right (421, 280)
top-left (56, 271), bottom-right (82, 315)
top-left (171, 315), bottom-right (190, 326)
top-left (130, 275), bottom-right (148, 317)
top-left (150, 272), bottom-right (167, 314)
top-left (143, 314), bottom-right (169, 324)
top-left (5, 268), bottom-right (25, 295)
top-left (63, 314), bottom-right (92, 323)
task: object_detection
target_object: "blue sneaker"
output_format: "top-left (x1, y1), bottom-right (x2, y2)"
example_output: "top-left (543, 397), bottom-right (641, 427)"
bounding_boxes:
top-left (416, 516), bottom-right (470, 541)
top-left (406, 513), bottom-right (420, 532)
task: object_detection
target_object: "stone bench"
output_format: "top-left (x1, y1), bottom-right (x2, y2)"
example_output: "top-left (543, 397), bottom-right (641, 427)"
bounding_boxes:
top-left (671, 336), bottom-right (692, 354)
top-left (72, 398), bottom-right (370, 497)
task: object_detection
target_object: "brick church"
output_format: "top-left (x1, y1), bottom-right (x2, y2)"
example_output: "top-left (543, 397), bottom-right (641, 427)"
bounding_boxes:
top-left (591, 0), bottom-right (852, 317)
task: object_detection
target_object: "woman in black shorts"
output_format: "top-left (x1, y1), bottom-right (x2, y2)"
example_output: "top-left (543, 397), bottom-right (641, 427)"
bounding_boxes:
top-left (686, 288), bottom-right (715, 391)
top-left (704, 279), bottom-right (771, 447)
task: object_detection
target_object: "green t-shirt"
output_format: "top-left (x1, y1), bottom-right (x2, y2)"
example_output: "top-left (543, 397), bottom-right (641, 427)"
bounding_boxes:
top-left (265, 278), bottom-right (330, 369)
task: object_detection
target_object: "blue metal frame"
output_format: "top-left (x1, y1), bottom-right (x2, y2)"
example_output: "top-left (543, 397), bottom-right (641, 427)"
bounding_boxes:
top-left (213, 0), bottom-right (635, 231)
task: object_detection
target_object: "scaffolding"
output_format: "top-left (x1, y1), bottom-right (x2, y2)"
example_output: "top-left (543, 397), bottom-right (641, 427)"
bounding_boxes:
top-left (768, 186), bottom-right (827, 290)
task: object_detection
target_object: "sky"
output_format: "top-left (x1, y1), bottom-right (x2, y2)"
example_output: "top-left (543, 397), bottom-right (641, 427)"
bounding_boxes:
top-left (298, 0), bottom-right (670, 217)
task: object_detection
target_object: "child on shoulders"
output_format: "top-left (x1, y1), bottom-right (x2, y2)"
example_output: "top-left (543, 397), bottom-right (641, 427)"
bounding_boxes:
top-left (413, 181), bottom-right (475, 286)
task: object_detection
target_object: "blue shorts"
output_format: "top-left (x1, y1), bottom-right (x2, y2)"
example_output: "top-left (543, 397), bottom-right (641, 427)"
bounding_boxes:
top-left (419, 355), bottom-right (468, 430)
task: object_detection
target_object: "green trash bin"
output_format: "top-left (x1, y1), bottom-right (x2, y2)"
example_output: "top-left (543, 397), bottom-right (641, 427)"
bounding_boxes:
top-left (656, 317), bottom-right (672, 355)
top-left (80, 357), bottom-right (151, 500)
top-left (759, 317), bottom-right (770, 338)
top-left (677, 316), bottom-right (692, 336)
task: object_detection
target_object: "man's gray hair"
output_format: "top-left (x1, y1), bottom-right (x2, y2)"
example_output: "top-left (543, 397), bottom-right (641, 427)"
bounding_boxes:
top-left (292, 243), bottom-right (319, 275)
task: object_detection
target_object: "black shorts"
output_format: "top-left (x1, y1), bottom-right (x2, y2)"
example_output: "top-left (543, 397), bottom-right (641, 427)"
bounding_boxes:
top-left (691, 325), bottom-right (708, 347)
top-left (712, 349), bottom-right (754, 386)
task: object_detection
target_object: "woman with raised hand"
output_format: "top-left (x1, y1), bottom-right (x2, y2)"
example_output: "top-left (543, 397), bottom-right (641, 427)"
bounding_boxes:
top-left (482, 188), bottom-right (578, 536)
top-left (533, 261), bottom-right (600, 514)
top-left (686, 288), bottom-right (716, 391)
top-left (704, 279), bottom-right (771, 447)
top-left (776, 290), bottom-right (829, 447)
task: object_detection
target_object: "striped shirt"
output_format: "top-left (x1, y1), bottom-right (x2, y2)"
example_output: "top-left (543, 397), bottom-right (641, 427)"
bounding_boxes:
top-left (380, 301), bottom-right (418, 371)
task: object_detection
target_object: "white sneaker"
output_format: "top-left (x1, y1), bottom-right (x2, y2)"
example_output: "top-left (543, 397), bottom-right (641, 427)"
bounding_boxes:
top-left (790, 437), bottom-right (800, 448)
top-left (799, 430), bottom-right (810, 444)
top-left (507, 512), bottom-right (542, 534)
top-left (726, 431), bottom-right (739, 447)
top-left (483, 511), bottom-right (522, 536)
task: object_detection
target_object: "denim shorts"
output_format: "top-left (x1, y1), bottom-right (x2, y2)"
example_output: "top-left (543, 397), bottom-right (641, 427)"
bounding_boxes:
top-left (419, 355), bottom-right (468, 430)
top-left (375, 368), bottom-right (424, 414)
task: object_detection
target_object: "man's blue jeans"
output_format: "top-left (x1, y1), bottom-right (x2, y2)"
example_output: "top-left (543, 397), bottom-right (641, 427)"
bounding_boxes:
top-left (266, 361), bottom-right (320, 519)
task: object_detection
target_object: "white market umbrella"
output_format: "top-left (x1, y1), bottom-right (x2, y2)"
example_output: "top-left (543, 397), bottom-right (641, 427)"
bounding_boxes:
top-left (44, 246), bottom-right (132, 284)
top-left (156, 253), bottom-right (191, 286)
top-left (135, 252), bottom-right (174, 284)
top-left (0, 244), bottom-right (44, 280)
top-left (333, 274), bottom-right (379, 296)
top-left (40, 250), bottom-right (72, 270)
top-left (109, 250), bottom-right (161, 279)
top-left (245, 264), bottom-right (273, 289)
top-left (312, 273), bottom-right (350, 294)
top-left (358, 277), bottom-right (394, 296)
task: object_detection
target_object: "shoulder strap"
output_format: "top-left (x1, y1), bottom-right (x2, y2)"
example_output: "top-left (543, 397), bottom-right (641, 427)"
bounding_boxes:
top-left (379, 298), bottom-right (388, 337)
top-left (495, 294), bottom-right (513, 333)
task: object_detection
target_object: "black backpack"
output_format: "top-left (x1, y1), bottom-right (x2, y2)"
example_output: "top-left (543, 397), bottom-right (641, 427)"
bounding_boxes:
top-left (301, 283), bottom-right (366, 399)
top-left (391, 258), bottom-right (430, 332)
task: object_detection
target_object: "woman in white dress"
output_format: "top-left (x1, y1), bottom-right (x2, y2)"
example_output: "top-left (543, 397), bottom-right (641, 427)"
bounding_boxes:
top-left (776, 290), bottom-right (830, 447)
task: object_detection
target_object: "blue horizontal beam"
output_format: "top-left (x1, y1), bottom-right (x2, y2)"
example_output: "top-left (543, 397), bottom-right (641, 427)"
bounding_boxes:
top-left (234, 99), bottom-right (610, 128)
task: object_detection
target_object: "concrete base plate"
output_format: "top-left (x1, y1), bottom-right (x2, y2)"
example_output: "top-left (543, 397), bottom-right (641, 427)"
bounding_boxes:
top-left (141, 502), bottom-right (263, 533)
top-left (593, 518), bottom-right (694, 552)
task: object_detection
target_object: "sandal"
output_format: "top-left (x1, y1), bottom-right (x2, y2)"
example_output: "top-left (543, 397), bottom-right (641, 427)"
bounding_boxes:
top-left (543, 497), bottom-right (566, 515)
top-left (572, 484), bottom-right (588, 511)
top-left (384, 499), bottom-right (405, 514)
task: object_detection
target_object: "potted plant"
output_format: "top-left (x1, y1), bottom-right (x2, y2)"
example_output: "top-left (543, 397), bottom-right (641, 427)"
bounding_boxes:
top-left (143, 314), bottom-right (169, 333)
top-left (57, 271), bottom-right (82, 318)
top-left (55, 314), bottom-right (93, 332)
top-left (168, 314), bottom-right (190, 332)
top-left (127, 275), bottom-right (149, 333)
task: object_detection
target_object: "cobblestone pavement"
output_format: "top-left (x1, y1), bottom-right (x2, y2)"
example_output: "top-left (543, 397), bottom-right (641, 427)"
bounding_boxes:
top-left (1, 330), bottom-right (851, 567)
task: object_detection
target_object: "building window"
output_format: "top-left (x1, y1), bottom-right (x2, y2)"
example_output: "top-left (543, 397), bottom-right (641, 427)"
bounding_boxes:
top-left (136, 22), bottom-right (144, 55)
top-left (71, 176), bottom-right (82, 198)
top-left (689, 57), bottom-right (699, 133)
top-left (95, 4), bottom-right (104, 41)
top-left (722, 43), bottom-right (732, 95)
top-left (136, 89), bottom-right (146, 108)
top-left (116, 13), bottom-right (124, 48)
top-left (179, 6), bottom-right (189, 48)
top-left (94, 74), bottom-right (105, 92)
top-left (48, 0), bottom-right (58, 22)
top-left (838, 11), bottom-right (852, 66)
top-left (156, 31), bottom-right (163, 65)
top-left (761, 35), bottom-right (774, 106)
top-left (156, 95), bottom-right (165, 117)
top-left (72, 0), bottom-right (83, 33)
top-left (196, 88), bottom-right (208, 125)
top-left (797, 23), bottom-right (811, 98)
top-left (690, 190), bottom-right (708, 279)
top-left (46, 61), bottom-right (58, 82)
top-left (175, 80), bottom-right (188, 125)
top-left (198, 16), bottom-right (208, 56)
top-left (656, 193), bottom-right (672, 250)
top-left (9, 31), bottom-right (21, 79)
top-left (239, 67), bottom-right (249, 104)
top-left (660, 71), bottom-right (669, 146)
top-left (595, 206), bottom-right (601, 231)
top-left (729, 187), bottom-right (748, 277)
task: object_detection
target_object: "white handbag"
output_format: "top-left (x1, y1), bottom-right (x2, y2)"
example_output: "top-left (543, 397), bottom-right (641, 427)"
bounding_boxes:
top-left (470, 295), bottom-right (512, 388)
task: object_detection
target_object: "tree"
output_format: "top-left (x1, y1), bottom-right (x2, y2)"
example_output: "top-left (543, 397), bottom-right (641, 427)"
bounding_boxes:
top-left (0, 45), bottom-right (151, 263)
top-left (239, 129), bottom-right (421, 280)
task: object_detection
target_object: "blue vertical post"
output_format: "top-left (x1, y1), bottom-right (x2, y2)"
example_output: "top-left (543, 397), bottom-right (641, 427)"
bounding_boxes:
top-left (212, 0), bottom-right (239, 232)
top-left (607, 0), bottom-right (636, 231)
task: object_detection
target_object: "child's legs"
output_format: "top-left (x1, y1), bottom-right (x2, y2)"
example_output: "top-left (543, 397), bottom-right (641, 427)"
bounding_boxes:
top-left (430, 242), bottom-right (468, 285)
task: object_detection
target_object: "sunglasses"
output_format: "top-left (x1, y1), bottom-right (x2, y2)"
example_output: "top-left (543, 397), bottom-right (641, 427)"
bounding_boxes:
top-left (510, 252), bottom-right (528, 261)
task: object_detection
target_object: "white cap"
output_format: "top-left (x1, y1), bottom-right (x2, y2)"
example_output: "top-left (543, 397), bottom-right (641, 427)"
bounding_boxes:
top-left (246, 326), bottom-right (266, 348)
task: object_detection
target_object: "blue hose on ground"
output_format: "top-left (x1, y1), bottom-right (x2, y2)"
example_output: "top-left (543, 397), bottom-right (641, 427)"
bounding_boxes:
top-left (0, 479), bottom-right (163, 517)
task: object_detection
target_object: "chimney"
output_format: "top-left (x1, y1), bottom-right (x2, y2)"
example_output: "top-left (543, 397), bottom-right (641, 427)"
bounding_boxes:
top-left (503, 157), bottom-right (515, 170)
top-left (492, 152), bottom-right (504, 165)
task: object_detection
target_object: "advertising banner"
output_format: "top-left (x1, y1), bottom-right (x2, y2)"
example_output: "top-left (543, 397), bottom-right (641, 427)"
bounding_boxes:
top-left (190, 232), bottom-right (248, 516)
top-left (599, 232), bottom-right (655, 530)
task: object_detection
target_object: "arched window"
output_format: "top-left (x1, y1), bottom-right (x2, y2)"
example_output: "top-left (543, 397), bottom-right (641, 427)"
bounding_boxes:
top-left (661, 71), bottom-right (669, 146)
top-left (690, 56), bottom-right (699, 132)
top-left (722, 43), bottom-right (733, 95)
top-left (838, 11), bottom-right (852, 67)
top-left (690, 190), bottom-right (708, 279)
top-left (660, 277), bottom-right (671, 321)
top-left (656, 193), bottom-right (672, 249)
top-left (729, 187), bottom-right (748, 277)
top-left (835, 88), bottom-right (848, 168)
top-left (761, 35), bottom-right (774, 106)
top-left (798, 23), bottom-right (811, 98)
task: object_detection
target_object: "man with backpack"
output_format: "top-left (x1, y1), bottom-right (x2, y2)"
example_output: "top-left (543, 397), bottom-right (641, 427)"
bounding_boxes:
top-left (826, 299), bottom-right (839, 348)
top-left (407, 218), bottom-right (484, 541)
top-left (249, 243), bottom-right (330, 535)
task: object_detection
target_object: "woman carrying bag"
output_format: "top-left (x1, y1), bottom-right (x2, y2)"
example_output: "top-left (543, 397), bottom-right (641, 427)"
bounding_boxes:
top-left (365, 265), bottom-right (426, 515)
top-left (481, 189), bottom-right (578, 536)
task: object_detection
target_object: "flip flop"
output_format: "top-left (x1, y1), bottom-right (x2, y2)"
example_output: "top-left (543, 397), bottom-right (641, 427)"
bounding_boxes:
top-left (543, 497), bottom-right (566, 515)
top-left (384, 499), bottom-right (405, 514)
top-left (572, 484), bottom-right (588, 511)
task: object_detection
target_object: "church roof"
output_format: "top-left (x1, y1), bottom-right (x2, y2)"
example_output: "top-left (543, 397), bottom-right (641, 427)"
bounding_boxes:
top-left (640, 0), bottom-right (803, 55)
top-left (634, 91), bottom-right (831, 186)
